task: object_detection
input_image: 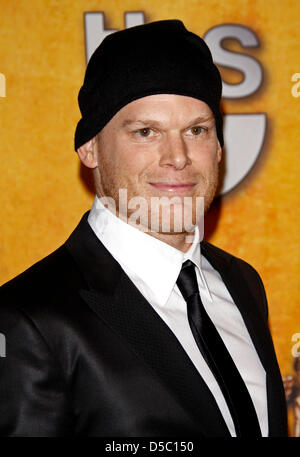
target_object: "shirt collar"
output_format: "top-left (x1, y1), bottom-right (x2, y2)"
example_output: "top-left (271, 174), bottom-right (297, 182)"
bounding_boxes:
top-left (88, 196), bottom-right (203, 307)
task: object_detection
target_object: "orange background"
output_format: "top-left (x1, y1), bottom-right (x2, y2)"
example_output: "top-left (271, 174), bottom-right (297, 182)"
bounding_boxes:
top-left (0, 0), bottom-right (299, 435)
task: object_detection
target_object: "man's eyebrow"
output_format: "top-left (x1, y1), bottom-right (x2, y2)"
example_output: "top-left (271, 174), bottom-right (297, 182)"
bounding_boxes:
top-left (185, 115), bottom-right (215, 126)
top-left (121, 119), bottom-right (164, 128)
top-left (121, 115), bottom-right (214, 128)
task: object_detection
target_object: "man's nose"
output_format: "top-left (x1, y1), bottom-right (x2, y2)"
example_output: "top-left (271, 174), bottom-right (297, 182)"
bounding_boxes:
top-left (159, 133), bottom-right (191, 170)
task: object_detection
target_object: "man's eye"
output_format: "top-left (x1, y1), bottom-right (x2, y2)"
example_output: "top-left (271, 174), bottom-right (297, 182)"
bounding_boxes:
top-left (136, 128), bottom-right (152, 137)
top-left (189, 126), bottom-right (205, 135)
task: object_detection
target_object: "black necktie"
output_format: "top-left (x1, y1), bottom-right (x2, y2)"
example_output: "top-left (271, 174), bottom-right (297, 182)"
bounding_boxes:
top-left (177, 259), bottom-right (262, 437)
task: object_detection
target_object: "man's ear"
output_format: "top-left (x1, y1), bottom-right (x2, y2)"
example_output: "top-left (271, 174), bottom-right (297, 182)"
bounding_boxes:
top-left (77, 136), bottom-right (98, 168)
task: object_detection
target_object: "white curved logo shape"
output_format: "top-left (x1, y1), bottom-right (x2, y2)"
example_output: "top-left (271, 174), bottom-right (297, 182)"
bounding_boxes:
top-left (218, 114), bottom-right (266, 195)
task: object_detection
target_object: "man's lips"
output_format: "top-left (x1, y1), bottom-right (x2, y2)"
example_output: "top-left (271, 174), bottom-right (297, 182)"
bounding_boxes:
top-left (148, 182), bottom-right (196, 193)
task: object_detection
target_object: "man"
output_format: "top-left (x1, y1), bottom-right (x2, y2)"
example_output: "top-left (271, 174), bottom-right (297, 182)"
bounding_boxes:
top-left (0, 20), bottom-right (287, 437)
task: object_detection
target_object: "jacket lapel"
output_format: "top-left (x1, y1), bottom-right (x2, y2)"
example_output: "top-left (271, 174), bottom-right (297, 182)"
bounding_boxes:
top-left (201, 240), bottom-right (287, 436)
top-left (65, 212), bottom-right (230, 436)
top-left (201, 241), bottom-right (272, 369)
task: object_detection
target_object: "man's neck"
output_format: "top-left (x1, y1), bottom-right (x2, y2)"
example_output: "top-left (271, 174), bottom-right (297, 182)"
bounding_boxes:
top-left (138, 229), bottom-right (194, 253)
top-left (122, 214), bottom-right (194, 253)
top-left (96, 196), bottom-right (196, 253)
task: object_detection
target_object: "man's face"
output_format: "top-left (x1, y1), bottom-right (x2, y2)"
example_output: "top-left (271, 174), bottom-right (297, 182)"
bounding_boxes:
top-left (83, 94), bottom-right (222, 233)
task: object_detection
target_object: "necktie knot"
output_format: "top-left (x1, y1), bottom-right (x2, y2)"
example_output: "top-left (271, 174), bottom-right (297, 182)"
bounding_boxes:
top-left (177, 260), bottom-right (199, 301)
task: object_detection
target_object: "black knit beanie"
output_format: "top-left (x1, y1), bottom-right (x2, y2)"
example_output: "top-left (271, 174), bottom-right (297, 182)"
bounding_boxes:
top-left (74, 19), bottom-right (223, 151)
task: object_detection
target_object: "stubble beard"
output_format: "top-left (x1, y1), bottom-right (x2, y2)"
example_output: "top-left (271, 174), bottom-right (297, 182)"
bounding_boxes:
top-left (93, 163), bottom-right (219, 237)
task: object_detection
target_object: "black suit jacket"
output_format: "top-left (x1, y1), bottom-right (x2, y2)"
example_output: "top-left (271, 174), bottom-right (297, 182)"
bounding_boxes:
top-left (0, 212), bottom-right (287, 437)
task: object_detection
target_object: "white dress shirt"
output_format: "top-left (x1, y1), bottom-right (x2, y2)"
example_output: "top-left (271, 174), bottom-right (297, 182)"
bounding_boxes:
top-left (88, 195), bottom-right (268, 436)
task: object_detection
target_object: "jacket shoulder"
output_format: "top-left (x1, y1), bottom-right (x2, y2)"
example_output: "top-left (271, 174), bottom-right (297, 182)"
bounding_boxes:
top-left (0, 246), bottom-right (76, 436)
top-left (202, 240), bottom-right (268, 319)
top-left (202, 239), bottom-right (263, 278)
top-left (0, 245), bottom-right (85, 311)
